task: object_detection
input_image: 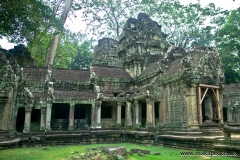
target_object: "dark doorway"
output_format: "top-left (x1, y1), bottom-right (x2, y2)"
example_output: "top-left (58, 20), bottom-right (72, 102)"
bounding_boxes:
top-left (31, 109), bottom-right (40, 131)
top-left (121, 105), bottom-right (125, 127)
top-left (16, 108), bottom-right (25, 132)
top-left (141, 102), bottom-right (146, 127)
top-left (121, 105), bottom-right (125, 118)
top-left (101, 106), bottom-right (112, 118)
top-left (75, 104), bottom-right (91, 129)
top-left (223, 108), bottom-right (228, 122)
top-left (53, 103), bottom-right (69, 119)
top-left (154, 102), bottom-right (159, 118)
top-left (51, 103), bottom-right (69, 131)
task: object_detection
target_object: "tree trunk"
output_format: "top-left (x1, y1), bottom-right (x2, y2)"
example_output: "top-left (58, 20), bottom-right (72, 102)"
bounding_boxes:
top-left (45, 0), bottom-right (73, 66)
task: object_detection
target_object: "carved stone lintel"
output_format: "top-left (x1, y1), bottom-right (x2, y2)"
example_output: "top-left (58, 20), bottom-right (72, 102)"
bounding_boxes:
top-left (40, 107), bottom-right (46, 114)
top-left (25, 107), bottom-right (32, 112)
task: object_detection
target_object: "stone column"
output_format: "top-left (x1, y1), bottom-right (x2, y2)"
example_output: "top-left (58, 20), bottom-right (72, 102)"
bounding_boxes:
top-left (92, 100), bottom-right (102, 128)
top-left (134, 100), bottom-right (140, 127)
top-left (146, 98), bottom-right (154, 128)
top-left (139, 101), bottom-right (142, 125)
top-left (45, 103), bottom-right (52, 131)
top-left (229, 108), bottom-right (234, 122)
top-left (40, 107), bottom-right (46, 131)
top-left (11, 107), bottom-right (18, 132)
top-left (186, 85), bottom-right (199, 130)
top-left (68, 104), bottom-right (75, 130)
top-left (236, 108), bottom-right (240, 123)
top-left (158, 102), bottom-right (161, 126)
top-left (116, 102), bottom-right (122, 127)
top-left (125, 101), bottom-right (133, 127)
top-left (152, 101), bottom-right (155, 127)
top-left (23, 106), bottom-right (32, 133)
top-left (203, 96), bottom-right (213, 120)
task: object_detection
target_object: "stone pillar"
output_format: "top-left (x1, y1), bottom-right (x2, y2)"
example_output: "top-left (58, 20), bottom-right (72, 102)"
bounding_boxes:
top-left (125, 101), bottom-right (133, 127)
top-left (45, 103), bottom-right (52, 131)
top-left (68, 104), bottom-right (75, 130)
top-left (152, 101), bottom-right (155, 127)
top-left (139, 101), bottom-right (142, 125)
top-left (23, 106), bottom-right (32, 133)
top-left (203, 96), bottom-right (213, 120)
top-left (116, 102), bottom-right (122, 127)
top-left (11, 107), bottom-right (18, 132)
top-left (40, 107), bottom-right (46, 131)
top-left (236, 108), bottom-right (240, 123)
top-left (186, 85), bottom-right (199, 130)
top-left (134, 100), bottom-right (140, 127)
top-left (112, 103), bottom-right (117, 122)
top-left (146, 98), bottom-right (154, 128)
top-left (92, 100), bottom-right (102, 128)
top-left (2, 88), bottom-right (14, 131)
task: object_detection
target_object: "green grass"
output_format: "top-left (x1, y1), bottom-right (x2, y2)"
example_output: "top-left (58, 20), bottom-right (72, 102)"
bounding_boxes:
top-left (0, 143), bottom-right (237, 160)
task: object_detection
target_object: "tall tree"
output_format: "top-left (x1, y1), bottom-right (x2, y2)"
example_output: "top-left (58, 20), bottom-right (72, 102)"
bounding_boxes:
top-left (0, 0), bottom-right (56, 43)
top-left (28, 31), bottom-right (87, 68)
top-left (77, 0), bottom-right (224, 49)
top-left (216, 8), bottom-right (240, 84)
top-left (75, 0), bottom-right (145, 39)
top-left (142, 1), bottom-right (224, 48)
top-left (45, 0), bottom-right (73, 66)
top-left (68, 41), bottom-right (93, 69)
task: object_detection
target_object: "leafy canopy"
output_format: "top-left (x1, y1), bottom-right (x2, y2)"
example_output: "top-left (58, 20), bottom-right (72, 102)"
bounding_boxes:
top-left (0, 0), bottom-right (58, 43)
top-left (216, 9), bottom-right (240, 84)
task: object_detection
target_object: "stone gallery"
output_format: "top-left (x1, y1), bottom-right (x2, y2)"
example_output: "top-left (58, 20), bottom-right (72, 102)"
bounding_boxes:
top-left (0, 13), bottom-right (239, 153)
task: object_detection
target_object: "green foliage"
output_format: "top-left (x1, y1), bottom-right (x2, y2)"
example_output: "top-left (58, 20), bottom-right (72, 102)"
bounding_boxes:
top-left (0, 143), bottom-right (236, 160)
top-left (141, 1), bottom-right (224, 48)
top-left (75, 0), bottom-right (144, 38)
top-left (0, 0), bottom-right (58, 43)
top-left (77, 0), bottom-right (225, 49)
top-left (68, 41), bottom-right (93, 69)
top-left (216, 9), bottom-right (240, 84)
top-left (28, 32), bottom-right (92, 69)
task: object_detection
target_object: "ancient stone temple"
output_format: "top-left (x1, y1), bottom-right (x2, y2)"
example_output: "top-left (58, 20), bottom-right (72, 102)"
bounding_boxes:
top-left (0, 13), bottom-right (239, 153)
top-left (0, 13), bottom-right (227, 132)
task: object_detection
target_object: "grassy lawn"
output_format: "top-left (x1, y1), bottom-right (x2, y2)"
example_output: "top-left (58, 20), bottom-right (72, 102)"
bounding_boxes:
top-left (0, 143), bottom-right (237, 160)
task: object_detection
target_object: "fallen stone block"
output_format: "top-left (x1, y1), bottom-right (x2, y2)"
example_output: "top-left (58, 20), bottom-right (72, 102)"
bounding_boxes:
top-left (102, 146), bottom-right (127, 156)
top-left (130, 148), bottom-right (150, 154)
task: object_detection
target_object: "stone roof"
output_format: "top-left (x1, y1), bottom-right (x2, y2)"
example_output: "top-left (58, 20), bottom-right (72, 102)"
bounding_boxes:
top-left (164, 58), bottom-right (183, 78)
top-left (101, 89), bottom-right (124, 97)
top-left (54, 90), bottom-right (95, 99)
top-left (138, 62), bottom-right (160, 80)
top-left (224, 83), bottom-right (240, 93)
top-left (52, 69), bottom-right (90, 82)
top-left (23, 67), bottom-right (47, 82)
top-left (32, 92), bottom-right (46, 98)
top-left (92, 66), bottom-right (131, 80)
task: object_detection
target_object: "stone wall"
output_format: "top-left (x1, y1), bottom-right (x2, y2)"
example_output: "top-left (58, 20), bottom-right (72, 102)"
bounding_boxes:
top-left (223, 83), bottom-right (240, 123)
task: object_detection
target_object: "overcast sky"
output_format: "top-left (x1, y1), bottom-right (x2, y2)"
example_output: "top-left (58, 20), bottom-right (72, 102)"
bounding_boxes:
top-left (1, 0), bottom-right (240, 50)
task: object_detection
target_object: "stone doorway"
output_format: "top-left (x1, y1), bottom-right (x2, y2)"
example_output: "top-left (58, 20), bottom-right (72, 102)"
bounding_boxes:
top-left (51, 103), bottom-right (69, 131)
top-left (197, 84), bottom-right (221, 124)
top-left (101, 102), bottom-right (112, 128)
top-left (16, 108), bottom-right (25, 132)
top-left (31, 109), bottom-right (40, 131)
top-left (141, 102), bottom-right (146, 127)
top-left (121, 105), bottom-right (125, 127)
top-left (223, 108), bottom-right (228, 122)
top-left (74, 104), bottom-right (91, 129)
top-left (154, 102), bottom-right (160, 126)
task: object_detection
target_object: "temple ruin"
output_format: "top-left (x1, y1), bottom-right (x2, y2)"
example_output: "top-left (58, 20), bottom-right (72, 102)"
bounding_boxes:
top-left (0, 13), bottom-right (239, 154)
